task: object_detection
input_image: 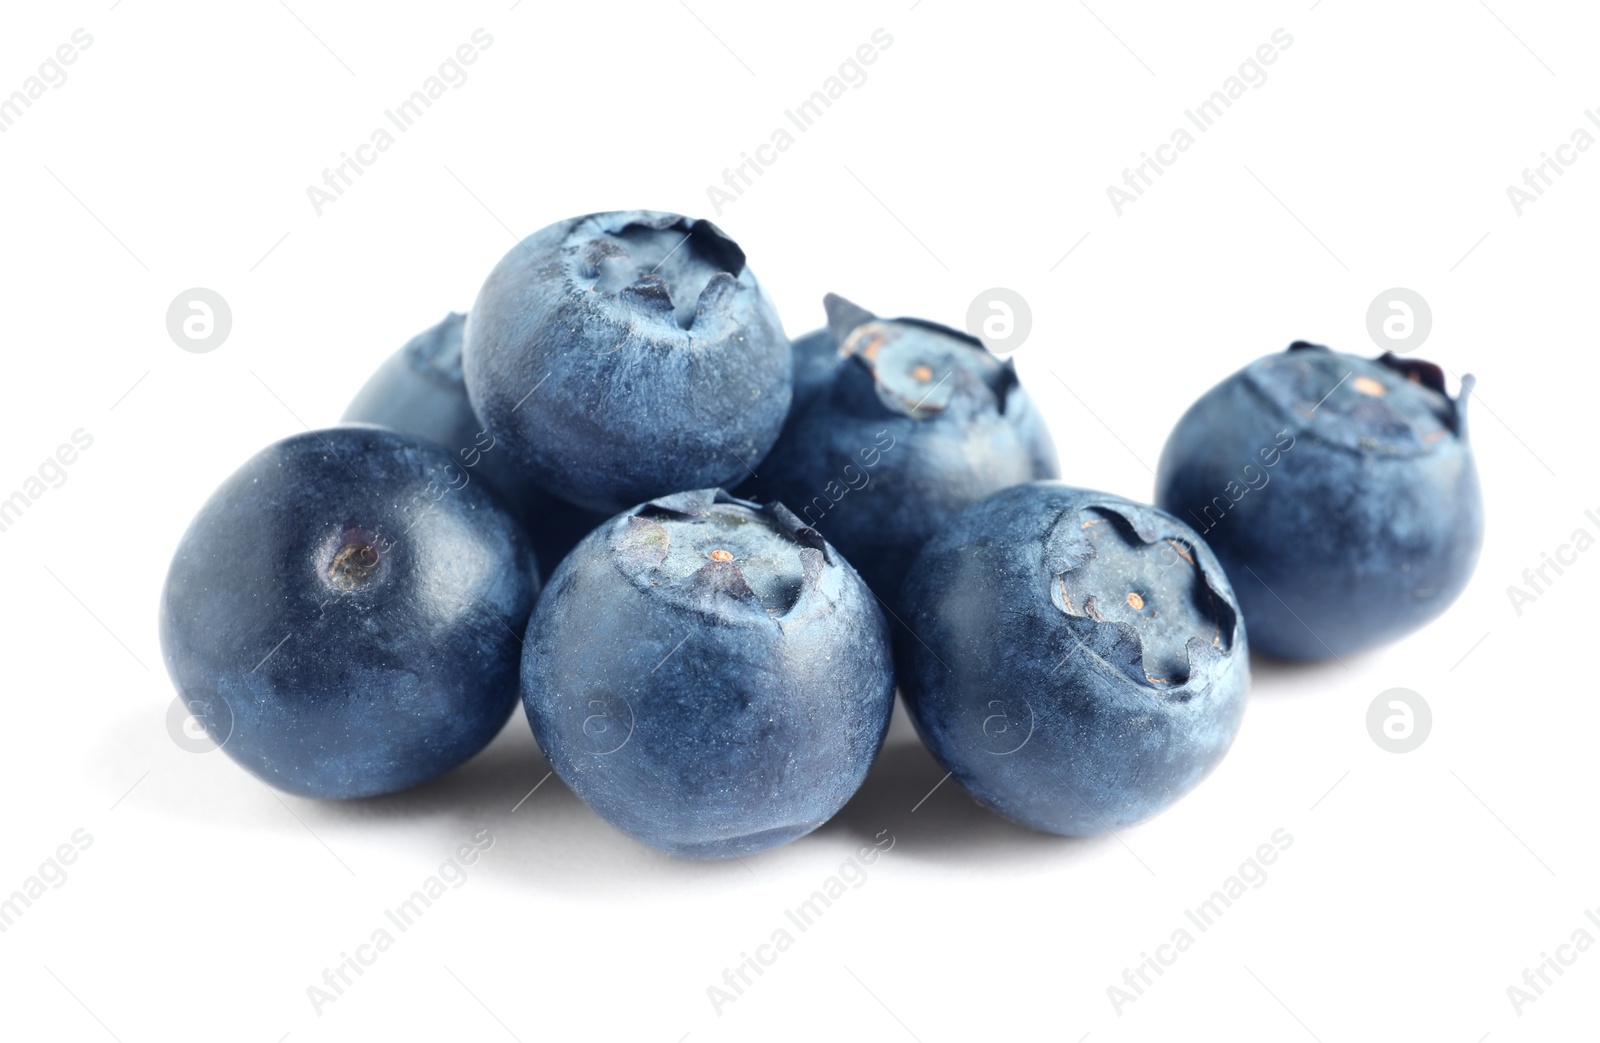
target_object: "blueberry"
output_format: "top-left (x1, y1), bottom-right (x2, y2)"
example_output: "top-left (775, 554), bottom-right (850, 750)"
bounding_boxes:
top-left (521, 489), bottom-right (895, 858)
top-left (896, 482), bottom-right (1248, 836)
top-left (343, 312), bottom-right (607, 579)
top-left (1155, 342), bottom-right (1483, 660)
top-left (737, 294), bottom-right (1059, 608)
top-left (463, 211), bottom-right (792, 513)
top-left (159, 427), bottom-right (538, 798)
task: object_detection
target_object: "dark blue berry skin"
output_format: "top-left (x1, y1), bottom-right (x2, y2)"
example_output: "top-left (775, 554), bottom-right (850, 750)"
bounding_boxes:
top-left (522, 489), bottom-right (895, 858)
top-left (1155, 342), bottom-right (1483, 660)
top-left (343, 312), bottom-right (606, 579)
top-left (159, 427), bottom-right (539, 799)
top-left (737, 295), bottom-right (1059, 611)
top-left (896, 483), bottom-right (1249, 837)
top-left (463, 211), bottom-right (792, 514)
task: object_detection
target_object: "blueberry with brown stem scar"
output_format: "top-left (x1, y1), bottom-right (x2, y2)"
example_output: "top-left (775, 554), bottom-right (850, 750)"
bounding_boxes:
top-left (737, 294), bottom-right (1058, 612)
top-left (159, 427), bottom-right (538, 798)
top-left (1155, 341), bottom-right (1483, 660)
top-left (520, 489), bottom-right (895, 858)
top-left (895, 482), bottom-right (1249, 836)
top-left (463, 211), bottom-right (793, 514)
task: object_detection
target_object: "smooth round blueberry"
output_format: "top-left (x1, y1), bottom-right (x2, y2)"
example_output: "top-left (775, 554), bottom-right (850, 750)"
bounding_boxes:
top-left (463, 211), bottom-right (793, 513)
top-left (522, 489), bottom-right (895, 858)
top-left (738, 294), bottom-right (1059, 609)
top-left (159, 427), bottom-right (539, 798)
top-left (1154, 342), bottom-right (1483, 660)
top-left (896, 482), bottom-right (1249, 836)
top-left (343, 312), bottom-right (607, 579)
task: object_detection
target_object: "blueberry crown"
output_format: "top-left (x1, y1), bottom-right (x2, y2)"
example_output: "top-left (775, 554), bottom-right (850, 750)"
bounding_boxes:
top-left (821, 293), bottom-right (1020, 420)
top-left (569, 211), bottom-right (750, 333)
top-left (1254, 341), bottom-right (1475, 454)
top-left (1042, 499), bottom-right (1239, 693)
top-left (610, 488), bottom-right (837, 621)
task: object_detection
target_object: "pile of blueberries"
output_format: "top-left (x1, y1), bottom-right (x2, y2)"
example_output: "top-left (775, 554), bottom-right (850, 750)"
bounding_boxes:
top-left (160, 210), bottom-right (1484, 858)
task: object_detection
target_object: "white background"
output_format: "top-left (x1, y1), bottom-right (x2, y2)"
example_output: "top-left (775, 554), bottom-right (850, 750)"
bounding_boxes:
top-left (1, 1), bottom-right (1595, 1040)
